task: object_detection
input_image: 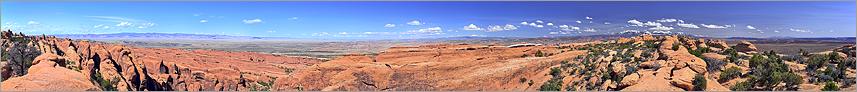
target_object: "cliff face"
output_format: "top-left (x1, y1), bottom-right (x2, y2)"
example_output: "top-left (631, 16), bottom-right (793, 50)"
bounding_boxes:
top-left (0, 30), bottom-right (324, 91)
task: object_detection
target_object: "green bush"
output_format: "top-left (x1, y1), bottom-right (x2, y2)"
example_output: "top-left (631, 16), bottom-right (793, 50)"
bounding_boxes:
top-left (535, 50), bottom-right (546, 57)
top-left (730, 81), bottom-right (751, 91)
top-left (93, 71), bottom-right (117, 91)
top-left (672, 43), bottom-right (680, 51)
top-left (719, 67), bottom-right (742, 82)
top-left (822, 81), bottom-right (839, 91)
top-left (692, 74), bottom-right (707, 91)
top-left (539, 78), bottom-right (563, 91)
top-left (549, 67), bottom-right (562, 77)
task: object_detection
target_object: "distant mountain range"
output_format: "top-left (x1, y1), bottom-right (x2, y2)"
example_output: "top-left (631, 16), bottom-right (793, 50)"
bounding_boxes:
top-left (51, 32), bottom-right (855, 42)
top-left (51, 33), bottom-right (292, 40)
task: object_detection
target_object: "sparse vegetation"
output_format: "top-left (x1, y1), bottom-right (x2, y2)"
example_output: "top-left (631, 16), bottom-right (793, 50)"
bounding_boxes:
top-left (718, 67), bottom-right (742, 82)
top-left (539, 78), bottom-right (563, 91)
top-left (822, 81), bottom-right (839, 91)
top-left (535, 50), bottom-right (546, 57)
top-left (93, 70), bottom-right (117, 91)
top-left (692, 74), bottom-right (706, 91)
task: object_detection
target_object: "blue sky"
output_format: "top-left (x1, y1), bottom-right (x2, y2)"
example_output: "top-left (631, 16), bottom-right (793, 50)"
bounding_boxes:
top-left (1, 1), bottom-right (855, 39)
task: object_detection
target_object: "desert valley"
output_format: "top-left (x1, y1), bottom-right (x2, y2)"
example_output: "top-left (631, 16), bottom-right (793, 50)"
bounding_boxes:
top-left (1, 30), bottom-right (854, 91)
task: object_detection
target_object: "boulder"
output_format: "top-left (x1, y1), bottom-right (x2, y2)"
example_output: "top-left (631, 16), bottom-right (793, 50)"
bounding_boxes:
top-left (0, 54), bottom-right (100, 91)
top-left (620, 73), bottom-right (640, 87)
top-left (670, 67), bottom-right (697, 90)
top-left (734, 41), bottom-right (757, 52)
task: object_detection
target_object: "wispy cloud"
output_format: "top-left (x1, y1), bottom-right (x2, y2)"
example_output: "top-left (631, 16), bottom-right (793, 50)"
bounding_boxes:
top-left (404, 27), bottom-right (443, 34)
top-left (746, 25), bottom-right (756, 29)
top-left (199, 20), bottom-right (208, 23)
top-left (700, 24), bottom-right (729, 28)
top-left (407, 20), bottom-right (423, 25)
top-left (789, 28), bottom-right (810, 33)
top-left (27, 21), bottom-right (39, 25)
top-left (649, 26), bottom-right (674, 31)
top-left (384, 24), bottom-right (396, 28)
top-left (676, 22), bottom-right (700, 28)
top-left (242, 19), bottom-right (263, 24)
top-left (86, 16), bottom-right (141, 23)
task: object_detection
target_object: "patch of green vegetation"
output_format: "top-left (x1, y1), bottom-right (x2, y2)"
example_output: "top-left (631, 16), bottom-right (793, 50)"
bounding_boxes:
top-left (692, 74), bottom-right (706, 91)
top-left (742, 51), bottom-right (804, 90)
top-left (822, 81), bottom-right (839, 91)
top-left (284, 68), bottom-right (295, 74)
top-left (93, 71), bottom-right (117, 91)
top-left (535, 50), bottom-right (546, 57)
top-left (718, 67), bottom-right (742, 82)
top-left (539, 78), bottom-right (563, 91)
top-left (671, 43), bottom-right (680, 51)
top-left (730, 81), bottom-right (751, 91)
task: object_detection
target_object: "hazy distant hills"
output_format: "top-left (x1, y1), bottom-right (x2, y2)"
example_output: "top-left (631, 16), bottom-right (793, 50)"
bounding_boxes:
top-left (51, 33), bottom-right (292, 40)
top-left (51, 32), bottom-right (855, 43)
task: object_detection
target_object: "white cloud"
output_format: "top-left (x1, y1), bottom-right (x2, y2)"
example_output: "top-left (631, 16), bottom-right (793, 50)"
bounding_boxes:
top-left (86, 16), bottom-right (141, 22)
top-left (535, 20), bottom-right (544, 23)
top-left (520, 22), bottom-right (529, 25)
top-left (487, 24), bottom-right (518, 32)
top-left (406, 27), bottom-right (443, 34)
top-left (535, 25), bottom-right (544, 28)
top-left (27, 21), bottom-right (39, 25)
top-left (199, 20), bottom-right (208, 23)
top-left (789, 28), bottom-right (810, 32)
top-left (462, 24), bottom-right (484, 30)
top-left (559, 25), bottom-right (580, 31)
top-left (528, 23), bottom-right (537, 26)
top-left (746, 25), bottom-right (756, 29)
top-left (242, 19), bottom-right (263, 24)
top-left (115, 22), bottom-right (132, 27)
top-left (649, 26), bottom-right (674, 31)
top-left (576, 21), bottom-right (582, 24)
top-left (642, 21), bottom-right (662, 26)
top-left (384, 24), bottom-right (396, 28)
top-left (549, 32), bottom-right (560, 34)
top-left (656, 19), bottom-right (679, 22)
top-left (620, 30), bottom-right (641, 34)
top-left (267, 30), bottom-right (276, 33)
top-left (407, 20), bottom-right (423, 25)
top-left (700, 24), bottom-right (728, 28)
top-left (604, 22), bottom-right (611, 25)
top-left (676, 22), bottom-right (700, 28)
top-left (289, 17), bottom-right (299, 20)
top-left (585, 16), bottom-right (593, 20)
top-left (628, 19), bottom-right (643, 26)
top-left (546, 23), bottom-right (554, 26)
top-left (582, 28), bottom-right (597, 32)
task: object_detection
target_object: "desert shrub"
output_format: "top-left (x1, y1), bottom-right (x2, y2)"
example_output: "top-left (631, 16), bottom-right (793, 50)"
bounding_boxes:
top-left (671, 43), bottom-right (680, 51)
top-left (730, 81), bottom-right (751, 91)
top-left (692, 74), bottom-right (707, 91)
top-left (521, 54), bottom-right (529, 58)
top-left (704, 57), bottom-right (725, 72)
top-left (284, 68), bottom-right (295, 74)
top-left (550, 67), bottom-right (562, 77)
top-left (535, 50), bottom-right (546, 57)
top-left (822, 81), bottom-right (839, 91)
top-left (520, 77), bottom-right (528, 83)
top-left (721, 48), bottom-right (740, 63)
top-left (742, 51), bottom-right (802, 90)
top-left (719, 67), bottom-right (742, 82)
top-left (93, 71), bottom-right (117, 91)
top-left (539, 78), bottom-right (563, 91)
top-left (528, 80), bottom-right (535, 86)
